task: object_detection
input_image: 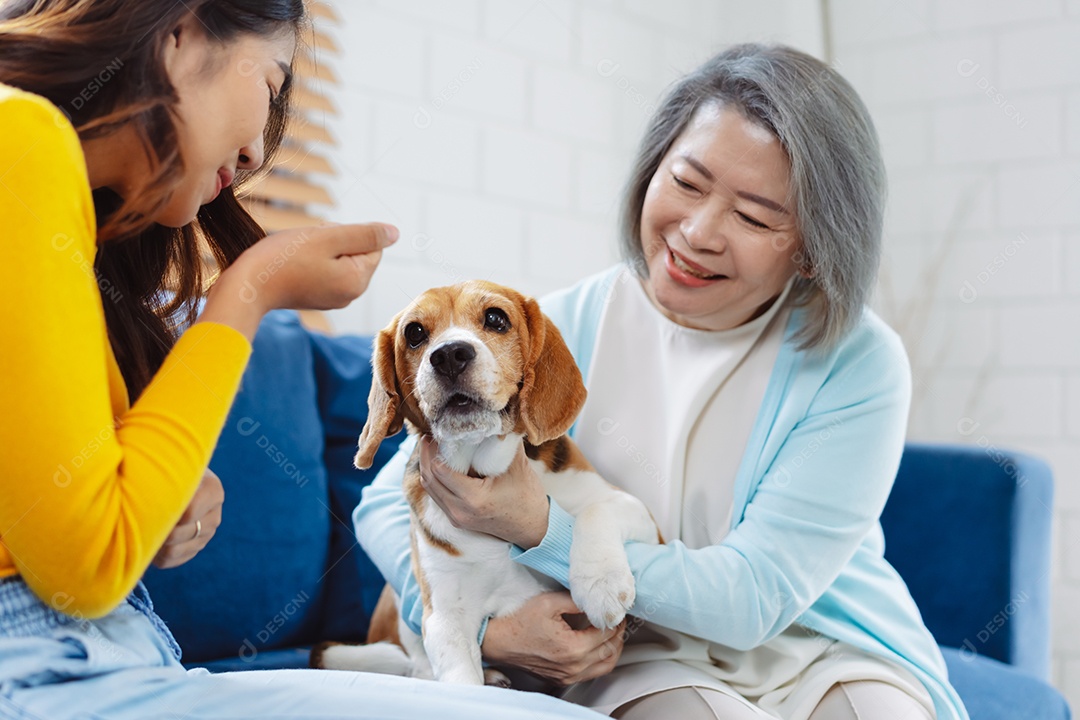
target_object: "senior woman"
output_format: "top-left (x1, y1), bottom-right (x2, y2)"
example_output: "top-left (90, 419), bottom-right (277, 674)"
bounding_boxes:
top-left (355, 44), bottom-right (968, 720)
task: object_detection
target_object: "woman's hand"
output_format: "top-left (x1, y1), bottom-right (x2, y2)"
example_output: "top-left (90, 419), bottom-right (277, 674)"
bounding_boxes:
top-left (153, 469), bottom-right (223, 569)
top-left (482, 592), bottom-right (625, 686)
top-left (418, 436), bottom-right (550, 548)
top-left (232, 222), bottom-right (397, 311)
top-left (201, 222), bottom-right (398, 340)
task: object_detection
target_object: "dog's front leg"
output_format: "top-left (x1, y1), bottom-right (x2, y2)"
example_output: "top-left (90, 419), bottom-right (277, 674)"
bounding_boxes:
top-left (397, 613), bottom-right (433, 680)
top-left (568, 493), bottom-right (659, 630)
top-left (422, 605), bottom-right (485, 685)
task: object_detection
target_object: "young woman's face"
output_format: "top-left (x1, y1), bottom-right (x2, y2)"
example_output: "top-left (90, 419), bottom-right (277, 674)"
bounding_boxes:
top-left (639, 103), bottom-right (803, 331)
top-left (155, 17), bottom-right (295, 227)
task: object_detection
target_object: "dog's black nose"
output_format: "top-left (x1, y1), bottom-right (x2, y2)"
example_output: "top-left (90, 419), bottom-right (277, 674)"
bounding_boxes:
top-left (430, 341), bottom-right (476, 382)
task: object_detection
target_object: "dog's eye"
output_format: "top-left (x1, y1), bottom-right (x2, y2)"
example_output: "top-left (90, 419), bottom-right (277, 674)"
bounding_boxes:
top-left (404, 322), bottom-right (428, 348)
top-left (484, 308), bottom-right (510, 333)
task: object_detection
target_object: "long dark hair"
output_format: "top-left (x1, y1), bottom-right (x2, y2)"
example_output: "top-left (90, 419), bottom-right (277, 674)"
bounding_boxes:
top-left (0, 0), bottom-right (306, 398)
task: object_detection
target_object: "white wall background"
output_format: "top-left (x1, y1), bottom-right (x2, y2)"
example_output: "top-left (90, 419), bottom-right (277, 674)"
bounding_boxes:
top-left (318, 0), bottom-right (820, 332)
top-left (827, 0), bottom-right (1080, 707)
top-left (313, 0), bottom-right (1078, 706)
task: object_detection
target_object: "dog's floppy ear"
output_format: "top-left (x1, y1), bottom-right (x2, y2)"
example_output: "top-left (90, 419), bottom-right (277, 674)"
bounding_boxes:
top-left (355, 323), bottom-right (404, 469)
top-left (517, 297), bottom-right (587, 445)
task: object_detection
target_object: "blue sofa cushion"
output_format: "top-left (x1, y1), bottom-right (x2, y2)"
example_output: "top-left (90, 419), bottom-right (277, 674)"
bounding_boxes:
top-left (144, 312), bottom-right (331, 664)
top-left (198, 647), bottom-right (312, 674)
top-left (942, 647), bottom-right (1071, 719)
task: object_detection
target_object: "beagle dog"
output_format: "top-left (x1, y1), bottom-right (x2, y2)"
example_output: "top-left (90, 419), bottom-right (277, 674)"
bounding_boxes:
top-left (313, 281), bottom-right (659, 686)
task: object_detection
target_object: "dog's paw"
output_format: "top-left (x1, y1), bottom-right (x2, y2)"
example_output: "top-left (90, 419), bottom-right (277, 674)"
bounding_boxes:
top-left (483, 668), bottom-right (513, 688)
top-left (436, 665), bottom-right (487, 685)
top-left (568, 547), bottom-right (635, 630)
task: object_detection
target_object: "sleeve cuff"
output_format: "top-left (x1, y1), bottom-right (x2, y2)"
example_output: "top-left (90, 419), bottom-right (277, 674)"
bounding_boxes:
top-left (477, 614), bottom-right (491, 647)
top-left (509, 497), bottom-right (574, 587)
top-left (402, 578), bottom-right (424, 636)
top-left (189, 319), bottom-right (254, 352)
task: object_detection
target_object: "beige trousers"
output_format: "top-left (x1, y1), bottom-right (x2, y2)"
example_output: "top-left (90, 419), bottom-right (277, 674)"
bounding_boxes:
top-left (611, 681), bottom-right (936, 720)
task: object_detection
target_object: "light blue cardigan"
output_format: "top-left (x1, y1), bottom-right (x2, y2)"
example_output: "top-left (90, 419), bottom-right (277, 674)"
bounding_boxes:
top-left (353, 265), bottom-right (968, 720)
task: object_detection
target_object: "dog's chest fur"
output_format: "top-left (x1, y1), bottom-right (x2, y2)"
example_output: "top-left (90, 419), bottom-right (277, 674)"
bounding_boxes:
top-left (403, 432), bottom-right (612, 621)
top-left (403, 434), bottom-right (553, 619)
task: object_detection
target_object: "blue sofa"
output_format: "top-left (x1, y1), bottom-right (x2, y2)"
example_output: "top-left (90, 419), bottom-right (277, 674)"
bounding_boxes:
top-left (144, 311), bottom-right (1070, 719)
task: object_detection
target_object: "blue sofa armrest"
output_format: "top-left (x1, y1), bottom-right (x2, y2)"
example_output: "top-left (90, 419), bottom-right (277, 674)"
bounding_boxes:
top-left (881, 442), bottom-right (1054, 679)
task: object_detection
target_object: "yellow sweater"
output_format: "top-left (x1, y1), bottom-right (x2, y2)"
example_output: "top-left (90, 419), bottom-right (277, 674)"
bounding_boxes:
top-left (0, 85), bottom-right (252, 618)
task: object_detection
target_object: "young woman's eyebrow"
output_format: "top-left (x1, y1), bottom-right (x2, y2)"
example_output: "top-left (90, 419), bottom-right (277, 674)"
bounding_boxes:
top-left (680, 153), bottom-right (789, 215)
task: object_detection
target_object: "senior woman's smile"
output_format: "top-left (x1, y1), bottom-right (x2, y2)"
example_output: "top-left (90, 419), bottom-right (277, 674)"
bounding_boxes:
top-left (665, 244), bottom-right (728, 284)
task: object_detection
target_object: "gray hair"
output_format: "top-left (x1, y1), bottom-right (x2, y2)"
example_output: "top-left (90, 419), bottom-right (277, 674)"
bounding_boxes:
top-left (620, 43), bottom-right (886, 351)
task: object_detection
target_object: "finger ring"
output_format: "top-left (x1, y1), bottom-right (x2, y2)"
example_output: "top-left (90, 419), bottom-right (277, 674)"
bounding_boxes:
top-left (194, 519), bottom-right (203, 540)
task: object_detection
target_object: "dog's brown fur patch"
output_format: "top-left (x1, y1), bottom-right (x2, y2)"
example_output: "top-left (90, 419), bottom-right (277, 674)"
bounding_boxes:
top-left (366, 584), bottom-right (403, 646)
top-left (405, 451), bottom-right (462, 558)
top-left (524, 435), bottom-right (593, 474)
top-left (309, 640), bottom-right (342, 668)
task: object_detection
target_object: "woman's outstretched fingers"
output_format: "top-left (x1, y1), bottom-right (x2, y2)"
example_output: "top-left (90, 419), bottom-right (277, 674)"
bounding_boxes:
top-left (329, 222), bottom-right (399, 255)
top-left (216, 221), bottom-right (399, 317)
top-left (318, 222), bottom-right (398, 306)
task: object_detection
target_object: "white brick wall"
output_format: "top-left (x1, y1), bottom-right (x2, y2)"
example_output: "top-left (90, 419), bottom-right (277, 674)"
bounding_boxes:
top-left (430, 36), bottom-right (527, 121)
top-left (932, 95), bottom-right (1060, 164)
top-left (1000, 24), bottom-right (1080, 91)
top-left (935, 0), bottom-right (1061, 29)
top-left (998, 161), bottom-right (1080, 228)
top-left (577, 7), bottom-right (657, 85)
top-left (483, 125), bottom-right (574, 208)
top-left (834, 0), bottom-right (1080, 707)
top-left (317, 0), bottom-right (1079, 706)
top-left (323, 0), bottom-right (820, 336)
top-left (1067, 513), bottom-right (1080, 581)
top-left (881, 167), bottom-right (996, 237)
top-left (485, 0), bottom-right (576, 64)
top-left (1066, 231), bottom-right (1080, 295)
top-left (941, 232), bottom-right (1061, 301)
top-left (827, 0), bottom-right (933, 44)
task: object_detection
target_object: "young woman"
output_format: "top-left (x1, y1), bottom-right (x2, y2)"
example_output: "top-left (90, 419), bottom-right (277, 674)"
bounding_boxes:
top-left (356, 45), bottom-right (970, 720)
top-left (0, 2), bottom-right (604, 718)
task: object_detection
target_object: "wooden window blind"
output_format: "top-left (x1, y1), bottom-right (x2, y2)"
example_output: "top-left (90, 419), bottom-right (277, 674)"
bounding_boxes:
top-left (241, 1), bottom-right (340, 233)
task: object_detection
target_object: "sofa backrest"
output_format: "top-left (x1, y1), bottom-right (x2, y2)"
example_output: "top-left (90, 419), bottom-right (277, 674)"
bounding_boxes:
top-left (144, 313), bottom-right (401, 665)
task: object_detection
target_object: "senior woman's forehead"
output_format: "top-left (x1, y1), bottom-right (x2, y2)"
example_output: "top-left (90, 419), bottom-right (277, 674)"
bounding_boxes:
top-left (691, 101), bottom-right (777, 143)
top-left (678, 106), bottom-right (786, 162)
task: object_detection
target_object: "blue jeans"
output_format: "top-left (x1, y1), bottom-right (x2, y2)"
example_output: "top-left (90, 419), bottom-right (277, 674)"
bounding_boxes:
top-left (0, 577), bottom-right (601, 720)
